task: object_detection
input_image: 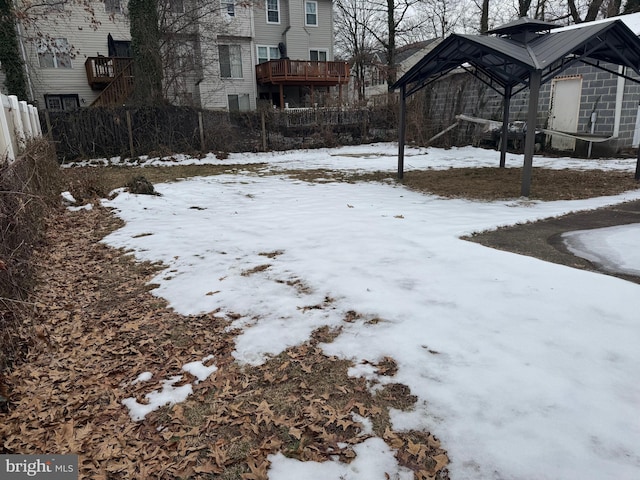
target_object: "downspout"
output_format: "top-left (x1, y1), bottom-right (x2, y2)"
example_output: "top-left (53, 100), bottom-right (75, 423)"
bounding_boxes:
top-left (13, 0), bottom-right (35, 102)
top-left (613, 65), bottom-right (625, 138)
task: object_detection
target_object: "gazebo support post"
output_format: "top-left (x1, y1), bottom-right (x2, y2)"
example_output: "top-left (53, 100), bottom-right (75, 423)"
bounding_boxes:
top-left (521, 70), bottom-right (541, 197)
top-left (500, 84), bottom-right (512, 168)
top-left (398, 85), bottom-right (407, 180)
top-left (636, 144), bottom-right (640, 181)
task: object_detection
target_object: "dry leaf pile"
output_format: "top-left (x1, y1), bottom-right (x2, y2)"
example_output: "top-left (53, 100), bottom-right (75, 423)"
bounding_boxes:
top-left (0, 205), bottom-right (449, 479)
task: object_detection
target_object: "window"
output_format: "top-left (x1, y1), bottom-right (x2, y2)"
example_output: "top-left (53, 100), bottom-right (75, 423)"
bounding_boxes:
top-left (219, 45), bottom-right (243, 78)
top-left (305, 1), bottom-right (317, 26)
top-left (223, 0), bottom-right (234, 16)
top-left (44, 0), bottom-right (64, 11)
top-left (228, 94), bottom-right (250, 112)
top-left (44, 94), bottom-right (79, 111)
top-left (112, 40), bottom-right (131, 57)
top-left (310, 49), bottom-right (327, 61)
top-left (104, 0), bottom-right (122, 14)
top-left (257, 45), bottom-right (280, 64)
top-left (176, 41), bottom-right (196, 70)
top-left (38, 38), bottom-right (72, 69)
top-left (266, 0), bottom-right (279, 23)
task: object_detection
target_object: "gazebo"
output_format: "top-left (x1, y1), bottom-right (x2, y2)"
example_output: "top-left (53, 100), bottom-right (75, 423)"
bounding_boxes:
top-left (392, 17), bottom-right (640, 196)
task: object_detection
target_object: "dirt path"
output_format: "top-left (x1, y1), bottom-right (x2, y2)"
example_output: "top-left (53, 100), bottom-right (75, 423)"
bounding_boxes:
top-left (466, 199), bottom-right (640, 285)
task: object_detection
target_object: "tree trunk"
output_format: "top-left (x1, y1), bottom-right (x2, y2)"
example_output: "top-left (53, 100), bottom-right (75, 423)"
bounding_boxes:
top-left (386, 0), bottom-right (396, 88)
top-left (480, 0), bottom-right (489, 33)
top-left (129, 0), bottom-right (163, 104)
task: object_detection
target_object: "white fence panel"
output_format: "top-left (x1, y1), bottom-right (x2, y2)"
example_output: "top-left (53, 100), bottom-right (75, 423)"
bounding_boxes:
top-left (0, 93), bottom-right (42, 164)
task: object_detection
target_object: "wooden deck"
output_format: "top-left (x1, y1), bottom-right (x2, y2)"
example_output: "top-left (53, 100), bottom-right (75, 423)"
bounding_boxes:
top-left (85, 57), bottom-right (134, 89)
top-left (255, 59), bottom-right (350, 86)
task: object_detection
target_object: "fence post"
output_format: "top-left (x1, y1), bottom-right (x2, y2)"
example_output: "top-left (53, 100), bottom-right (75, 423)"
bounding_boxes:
top-left (44, 110), bottom-right (53, 139)
top-left (126, 109), bottom-right (135, 159)
top-left (0, 94), bottom-right (16, 163)
top-left (19, 101), bottom-right (33, 139)
top-left (198, 111), bottom-right (205, 151)
top-left (28, 105), bottom-right (42, 136)
top-left (8, 95), bottom-right (26, 152)
top-left (261, 111), bottom-right (267, 151)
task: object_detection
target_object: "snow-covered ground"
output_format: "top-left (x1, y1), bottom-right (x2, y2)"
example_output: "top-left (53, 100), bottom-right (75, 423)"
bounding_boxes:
top-left (95, 144), bottom-right (640, 480)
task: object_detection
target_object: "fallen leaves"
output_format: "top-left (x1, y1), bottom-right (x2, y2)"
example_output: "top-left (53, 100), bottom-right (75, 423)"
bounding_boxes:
top-left (0, 205), bottom-right (450, 479)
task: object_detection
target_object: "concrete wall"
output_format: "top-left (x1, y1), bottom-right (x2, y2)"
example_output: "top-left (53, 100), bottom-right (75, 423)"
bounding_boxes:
top-left (420, 62), bottom-right (640, 154)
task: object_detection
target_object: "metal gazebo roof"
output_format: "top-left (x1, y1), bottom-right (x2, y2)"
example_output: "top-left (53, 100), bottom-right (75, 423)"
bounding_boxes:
top-left (392, 17), bottom-right (640, 196)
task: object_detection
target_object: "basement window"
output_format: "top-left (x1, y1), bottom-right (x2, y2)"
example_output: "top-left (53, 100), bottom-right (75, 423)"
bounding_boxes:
top-left (45, 94), bottom-right (79, 111)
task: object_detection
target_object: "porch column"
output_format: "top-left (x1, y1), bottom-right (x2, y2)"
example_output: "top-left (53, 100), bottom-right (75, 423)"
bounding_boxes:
top-left (521, 70), bottom-right (541, 197)
top-left (279, 84), bottom-right (284, 110)
top-left (398, 84), bottom-right (407, 179)
top-left (339, 84), bottom-right (343, 105)
top-left (310, 85), bottom-right (315, 105)
top-left (500, 83), bottom-right (512, 168)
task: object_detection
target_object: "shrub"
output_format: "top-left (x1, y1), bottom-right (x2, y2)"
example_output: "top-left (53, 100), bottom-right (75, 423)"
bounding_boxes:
top-left (0, 140), bottom-right (61, 380)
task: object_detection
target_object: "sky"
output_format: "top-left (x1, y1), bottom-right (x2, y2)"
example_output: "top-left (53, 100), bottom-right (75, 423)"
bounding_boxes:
top-left (72, 143), bottom-right (640, 480)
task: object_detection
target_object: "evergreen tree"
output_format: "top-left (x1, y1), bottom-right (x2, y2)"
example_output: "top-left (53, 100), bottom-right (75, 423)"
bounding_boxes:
top-left (129, 0), bottom-right (163, 104)
top-left (0, 0), bottom-right (28, 100)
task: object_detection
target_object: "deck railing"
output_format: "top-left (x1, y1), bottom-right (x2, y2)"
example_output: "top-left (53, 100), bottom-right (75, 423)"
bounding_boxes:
top-left (256, 60), bottom-right (350, 84)
top-left (85, 57), bottom-right (134, 88)
top-left (89, 59), bottom-right (135, 107)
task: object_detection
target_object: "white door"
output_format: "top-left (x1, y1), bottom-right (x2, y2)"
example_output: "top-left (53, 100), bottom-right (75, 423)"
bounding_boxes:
top-left (549, 76), bottom-right (582, 151)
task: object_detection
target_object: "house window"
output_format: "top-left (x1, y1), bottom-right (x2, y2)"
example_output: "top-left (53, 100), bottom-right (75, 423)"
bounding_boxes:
top-left (257, 45), bottom-right (280, 64)
top-left (310, 49), bottom-right (327, 61)
top-left (44, 0), bottom-right (64, 12)
top-left (219, 45), bottom-right (243, 78)
top-left (104, 0), bottom-right (122, 14)
top-left (38, 38), bottom-right (72, 69)
top-left (305, 1), bottom-right (317, 26)
top-left (44, 94), bottom-right (79, 111)
top-left (266, 0), bottom-right (279, 23)
top-left (228, 94), bottom-right (250, 112)
top-left (223, 0), bottom-right (234, 16)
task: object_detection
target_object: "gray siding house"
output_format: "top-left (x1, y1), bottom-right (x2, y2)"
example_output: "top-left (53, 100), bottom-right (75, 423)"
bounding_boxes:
top-left (8, 0), bottom-right (347, 111)
top-left (253, 0), bottom-right (349, 108)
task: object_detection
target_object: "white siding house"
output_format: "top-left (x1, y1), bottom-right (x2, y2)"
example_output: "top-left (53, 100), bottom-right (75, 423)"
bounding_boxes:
top-left (18, 0), bottom-right (131, 110)
top-left (11, 0), bottom-right (344, 111)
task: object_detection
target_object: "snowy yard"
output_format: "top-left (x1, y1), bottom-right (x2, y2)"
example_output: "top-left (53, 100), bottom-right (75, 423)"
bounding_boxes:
top-left (99, 144), bottom-right (640, 480)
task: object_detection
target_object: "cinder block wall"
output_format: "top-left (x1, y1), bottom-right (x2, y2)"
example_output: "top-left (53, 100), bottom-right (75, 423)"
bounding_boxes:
top-left (419, 62), bottom-right (640, 154)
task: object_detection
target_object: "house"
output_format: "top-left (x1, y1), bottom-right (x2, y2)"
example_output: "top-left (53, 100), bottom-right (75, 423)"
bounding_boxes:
top-left (342, 40), bottom-right (439, 104)
top-left (253, 0), bottom-right (349, 108)
top-left (16, 0), bottom-right (131, 111)
top-left (7, 0), bottom-right (348, 111)
top-left (362, 40), bottom-right (438, 102)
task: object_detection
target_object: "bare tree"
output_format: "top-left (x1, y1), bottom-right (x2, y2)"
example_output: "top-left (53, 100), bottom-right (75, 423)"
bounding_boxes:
top-left (334, 0), bottom-right (380, 101)
top-left (364, 0), bottom-right (424, 87)
top-left (623, 0), bottom-right (640, 12)
top-left (417, 0), bottom-right (464, 38)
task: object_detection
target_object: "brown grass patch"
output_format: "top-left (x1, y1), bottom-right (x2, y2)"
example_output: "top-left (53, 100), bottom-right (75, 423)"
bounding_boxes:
top-left (285, 166), bottom-right (640, 201)
top-left (61, 163), bottom-right (267, 201)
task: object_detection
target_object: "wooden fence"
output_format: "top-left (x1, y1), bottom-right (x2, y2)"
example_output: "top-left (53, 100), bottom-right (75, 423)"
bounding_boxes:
top-left (43, 105), bottom-right (396, 162)
top-left (1, 93), bottom-right (42, 163)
